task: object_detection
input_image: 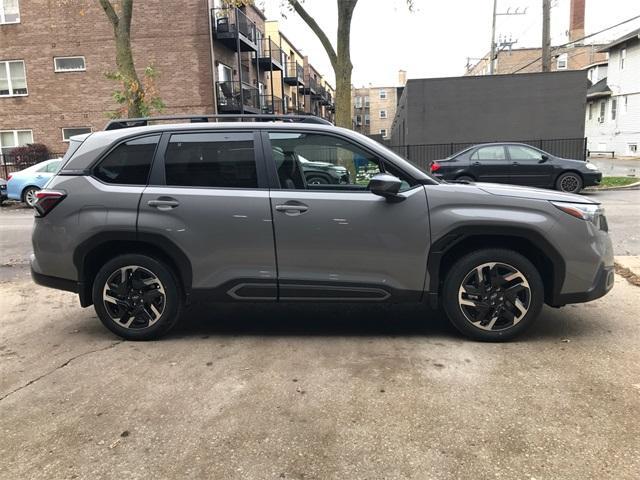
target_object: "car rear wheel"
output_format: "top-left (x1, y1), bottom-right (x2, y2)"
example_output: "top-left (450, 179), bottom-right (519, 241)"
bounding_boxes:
top-left (556, 172), bottom-right (583, 194)
top-left (456, 175), bottom-right (475, 183)
top-left (92, 254), bottom-right (182, 340)
top-left (23, 186), bottom-right (40, 207)
top-left (307, 175), bottom-right (329, 185)
top-left (442, 248), bottom-right (544, 341)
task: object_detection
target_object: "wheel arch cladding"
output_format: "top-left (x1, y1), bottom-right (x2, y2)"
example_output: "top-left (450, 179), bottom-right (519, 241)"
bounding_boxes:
top-left (428, 226), bottom-right (565, 305)
top-left (73, 232), bottom-right (193, 307)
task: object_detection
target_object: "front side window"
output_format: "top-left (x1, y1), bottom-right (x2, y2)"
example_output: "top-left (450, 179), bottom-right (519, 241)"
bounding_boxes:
top-left (0, 0), bottom-right (20, 24)
top-left (507, 145), bottom-right (543, 161)
top-left (164, 132), bottom-right (257, 188)
top-left (54, 56), bottom-right (86, 72)
top-left (94, 135), bottom-right (159, 185)
top-left (0, 60), bottom-right (27, 96)
top-left (472, 146), bottom-right (506, 161)
top-left (268, 132), bottom-right (412, 192)
top-left (62, 127), bottom-right (91, 141)
top-left (0, 129), bottom-right (32, 156)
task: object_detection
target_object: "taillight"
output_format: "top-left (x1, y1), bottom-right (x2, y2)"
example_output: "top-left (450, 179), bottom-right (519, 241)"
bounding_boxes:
top-left (34, 190), bottom-right (66, 217)
top-left (431, 161), bottom-right (441, 173)
top-left (7, 174), bottom-right (12, 181)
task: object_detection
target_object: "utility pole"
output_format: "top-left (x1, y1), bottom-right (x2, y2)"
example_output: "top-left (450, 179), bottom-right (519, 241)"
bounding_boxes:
top-left (489, 0), bottom-right (498, 74)
top-left (542, 0), bottom-right (551, 71)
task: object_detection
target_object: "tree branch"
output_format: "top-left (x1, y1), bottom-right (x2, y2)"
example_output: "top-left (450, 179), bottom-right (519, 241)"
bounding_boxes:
top-left (98, 0), bottom-right (119, 27)
top-left (287, 0), bottom-right (338, 69)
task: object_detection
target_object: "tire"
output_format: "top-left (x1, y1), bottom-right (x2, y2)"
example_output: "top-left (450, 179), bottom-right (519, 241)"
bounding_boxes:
top-left (456, 175), bottom-right (475, 183)
top-left (442, 248), bottom-right (544, 341)
top-left (92, 254), bottom-right (182, 340)
top-left (555, 172), bottom-right (583, 194)
top-left (307, 175), bottom-right (330, 185)
top-left (22, 186), bottom-right (40, 207)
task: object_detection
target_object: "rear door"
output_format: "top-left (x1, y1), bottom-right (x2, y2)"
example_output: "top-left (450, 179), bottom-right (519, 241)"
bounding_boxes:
top-left (138, 130), bottom-right (277, 300)
top-left (506, 145), bottom-right (554, 187)
top-left (264, 130), bottom-right (430, 301)
top-left (468, 145), bottom-right (509, 183)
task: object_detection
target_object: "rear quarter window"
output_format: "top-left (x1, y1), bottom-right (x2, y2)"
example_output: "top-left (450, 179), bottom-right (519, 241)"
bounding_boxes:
top-left (94, 135), bottom-right (159, 185)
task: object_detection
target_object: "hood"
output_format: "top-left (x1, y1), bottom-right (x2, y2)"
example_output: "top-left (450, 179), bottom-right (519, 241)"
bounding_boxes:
top-left (475, 182), bottom-right (597, 204)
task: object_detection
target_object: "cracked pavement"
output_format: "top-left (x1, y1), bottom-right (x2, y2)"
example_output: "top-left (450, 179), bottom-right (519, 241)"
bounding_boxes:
top-left (1, 191), bottom-right (640, 479)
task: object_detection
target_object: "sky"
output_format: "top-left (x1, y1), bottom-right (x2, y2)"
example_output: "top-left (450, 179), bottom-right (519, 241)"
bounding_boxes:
top-left (262, 0), bottom-right (640, 87)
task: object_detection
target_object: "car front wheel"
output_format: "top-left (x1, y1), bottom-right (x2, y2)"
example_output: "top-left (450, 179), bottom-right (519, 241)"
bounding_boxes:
top-left (442, 249), bottom-right (544, 341)
top-left (556, 172), bottom-right (583, 194)
top-left (92, 254), bottom-right (182, 340)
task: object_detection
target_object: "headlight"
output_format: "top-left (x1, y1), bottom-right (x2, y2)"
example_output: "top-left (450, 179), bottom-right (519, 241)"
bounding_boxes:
top-left (585, 163), bottom-right (599, 171)
top-left (551, 201), bottom-right (606, 229)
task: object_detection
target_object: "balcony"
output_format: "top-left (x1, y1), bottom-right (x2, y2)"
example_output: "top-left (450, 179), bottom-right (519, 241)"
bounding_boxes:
top-left (299, 76), bottom-right (317, 95)
top-left (216, 81), bottom-right (260, 114)
top-left (212, 7), bottom-right (257, 52)
top-left (283, 62), bottom-right (304, 85)
top-left (260, 95), bottom-right (284, 114)
top-left (255, 38), bottom-right (283, 71)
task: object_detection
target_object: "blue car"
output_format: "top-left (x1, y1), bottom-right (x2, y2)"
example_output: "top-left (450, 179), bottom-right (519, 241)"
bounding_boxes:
top-left (7, 159), bottom-right (63, 207)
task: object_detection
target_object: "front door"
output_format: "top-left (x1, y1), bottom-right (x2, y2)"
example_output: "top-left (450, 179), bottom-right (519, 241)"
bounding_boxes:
top-left (265, 131), bottom-right (430, 301)
top-left (507, 145), bottom-right (554, 187)
top-left (138, 130), bottom-right (277, 300)
top-left (468, 145), bottom-right (510, 183)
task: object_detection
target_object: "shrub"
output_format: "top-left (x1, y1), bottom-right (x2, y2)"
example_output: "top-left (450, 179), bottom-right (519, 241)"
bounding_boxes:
top-left (7, 143), bottom-right (50, 167)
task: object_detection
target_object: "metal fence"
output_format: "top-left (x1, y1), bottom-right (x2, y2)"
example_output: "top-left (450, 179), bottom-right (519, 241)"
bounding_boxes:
top-left (1, 152), bottom-right (65, 179)
top-left (386, 137), bottom-right (588, 171)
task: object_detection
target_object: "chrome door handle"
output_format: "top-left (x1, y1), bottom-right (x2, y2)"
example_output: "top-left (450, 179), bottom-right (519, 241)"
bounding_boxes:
top-left (472, 162), bottom-right (481, 166)
top-left (275, 204), bottom-right (308, 213)
top-left (512, 162), bottom-right (520, 165)
top-left (148, 198), bottom-right (180, 209)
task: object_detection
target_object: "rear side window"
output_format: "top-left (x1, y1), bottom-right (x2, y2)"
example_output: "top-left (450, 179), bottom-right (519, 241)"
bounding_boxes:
top-left (94, 135), bottom-right (159, 185)
top-left (471, 146), bottom-right (506, 161)
top-left (164, 132), bottom-right (257, 188)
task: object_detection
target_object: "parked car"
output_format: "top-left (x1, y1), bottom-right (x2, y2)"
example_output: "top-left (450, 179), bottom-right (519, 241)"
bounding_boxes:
top-left (30, 116), bottom-right (613, 342)
top-left (298, 154), bottom-right (350, 185)
top-left (0, 178), bottom-right (7, 204)
top-left (430, 143), bottom-right (602, 194)
top-left (7, 159), bottom-right (63, 207)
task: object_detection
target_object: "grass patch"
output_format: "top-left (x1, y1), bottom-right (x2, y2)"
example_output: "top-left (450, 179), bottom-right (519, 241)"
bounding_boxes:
top-left (598, 176), bottom-right (639, 188)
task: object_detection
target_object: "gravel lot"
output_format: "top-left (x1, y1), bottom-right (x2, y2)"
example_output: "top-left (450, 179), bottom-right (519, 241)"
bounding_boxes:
top-left (1, 189), bottom-right (639, 479)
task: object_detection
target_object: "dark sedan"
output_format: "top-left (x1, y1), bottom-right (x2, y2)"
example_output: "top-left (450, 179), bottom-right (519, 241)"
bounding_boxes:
top-left (0, 177), bottom-right (7, 204)
top-left (430, 143), bottom-right (602, 193)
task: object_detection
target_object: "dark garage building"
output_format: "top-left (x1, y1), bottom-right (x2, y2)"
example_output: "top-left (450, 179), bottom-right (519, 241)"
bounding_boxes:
top-left (390, 71), bottom-right (588, 164)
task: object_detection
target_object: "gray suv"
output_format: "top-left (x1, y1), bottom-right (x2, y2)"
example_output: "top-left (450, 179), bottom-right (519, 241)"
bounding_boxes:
top-left (30, 115), bottom-right (614, 341)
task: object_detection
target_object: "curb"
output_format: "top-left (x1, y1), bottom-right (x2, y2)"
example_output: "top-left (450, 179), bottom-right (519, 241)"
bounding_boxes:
top-left (585, 180), bottom-right (640, 192)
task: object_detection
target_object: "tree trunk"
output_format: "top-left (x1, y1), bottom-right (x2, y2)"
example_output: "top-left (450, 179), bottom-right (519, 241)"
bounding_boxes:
top-left (333, 0), bottom-right (356, 128)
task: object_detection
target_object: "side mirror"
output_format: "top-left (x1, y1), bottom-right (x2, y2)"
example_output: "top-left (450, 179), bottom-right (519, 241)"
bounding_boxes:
top-left (539, 154), bottom-right (549, 163)
top-left (369, 173), bottom-right (405, 202)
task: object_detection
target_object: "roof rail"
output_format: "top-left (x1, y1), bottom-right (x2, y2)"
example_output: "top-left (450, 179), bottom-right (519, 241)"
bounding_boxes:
top-left (104, 114), bottom-right (333, 130)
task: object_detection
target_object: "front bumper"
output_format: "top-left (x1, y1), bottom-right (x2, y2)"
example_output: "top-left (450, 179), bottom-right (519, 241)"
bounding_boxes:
top-left (583, 171), bottom-right (602, 187)
top-left (552, 264), bottom-right (615, 306)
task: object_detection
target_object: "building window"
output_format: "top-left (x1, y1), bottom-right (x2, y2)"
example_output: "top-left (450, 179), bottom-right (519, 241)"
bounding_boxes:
top-left (364, 114), bottom-right (370, 126)
top-left (379, 90), bottom-right (387, 99)
top-left (0, 129), bottom-right (33, 156)
top-left (379, 110), bottom-right (387, 119)
top-left (0, 0), bottom-right (20, 24)
top-left (380, 128), bottom-right (387, 137)
top-left (62, 127), bottom-right (92, 142)
top-left (556, 53), bottom-right (568, 70)
top-left (628, 144), bottom-right (637, 154)
top-left (0, 60), bottom-right (27, 96)
top-left (364, 96), bottom-right (370, 108)
top-left (620, 48), bottom-right (626, 69)
top-left (588, 102), bottom-right (593, 120)
top-left (599, 100), bottom-right (606, 122)
top-left (611, 98), bottom-right (617, 120)
top-left (623, 95), bottom-right (628, 113)
top-left (354, 96), bottom-right (362, 109)
top-left (355, 114), bottom-right (362, 126)
top-left (54, 56), bottom-right (86, 72)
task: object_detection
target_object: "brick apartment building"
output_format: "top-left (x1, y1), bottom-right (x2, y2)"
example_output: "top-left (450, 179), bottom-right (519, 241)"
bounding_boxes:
top-left (352, 70), bottom-right (406, 141)
top-left (465, 0), bottom-right (606, 76)
top-left (0, 0), bottom-right (334, 158)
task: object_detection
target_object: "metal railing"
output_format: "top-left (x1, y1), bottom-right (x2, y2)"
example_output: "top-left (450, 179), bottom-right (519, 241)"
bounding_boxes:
top-left (1, 152), bottom-right (65, 179)
top-left (216, 81), bottom-right (260, 111)
top-left (386, 137), bottom-right (588, 171)
top-left (212, 7), bottom-right (256, 43)
top-left (284, 62), bottom-right (304, 82)
top-left (258, 38), bottom-right (282, 66)
top-left (260, 95), bottom-right (283, 114)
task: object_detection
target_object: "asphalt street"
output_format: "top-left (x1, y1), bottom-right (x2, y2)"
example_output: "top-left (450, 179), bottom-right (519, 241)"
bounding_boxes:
top-left (1, 188), bottom-right (639, 479)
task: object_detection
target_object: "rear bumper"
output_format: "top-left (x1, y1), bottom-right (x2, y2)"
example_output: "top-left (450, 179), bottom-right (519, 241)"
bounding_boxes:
top-left (31, 254), bottom-right (90, 306)
top-left (551, 264), bottom-right (615, 306)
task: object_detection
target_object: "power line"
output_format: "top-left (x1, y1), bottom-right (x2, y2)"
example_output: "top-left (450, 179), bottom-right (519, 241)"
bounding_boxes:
top-left (510, 14), bottom-right (640, 74)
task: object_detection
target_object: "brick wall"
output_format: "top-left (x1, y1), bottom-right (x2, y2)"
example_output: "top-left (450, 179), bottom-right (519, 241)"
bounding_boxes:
top-left (0, 0), bottom-right (213, 153)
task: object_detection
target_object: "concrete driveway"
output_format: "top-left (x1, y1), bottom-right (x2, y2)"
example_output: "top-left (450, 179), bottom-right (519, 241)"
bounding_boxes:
top-left (1, 190), bottom-right (639, 479)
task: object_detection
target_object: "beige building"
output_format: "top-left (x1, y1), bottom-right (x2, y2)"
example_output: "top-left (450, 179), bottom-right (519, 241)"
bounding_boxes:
top-left (352, 70), bottom-right (405, 140)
